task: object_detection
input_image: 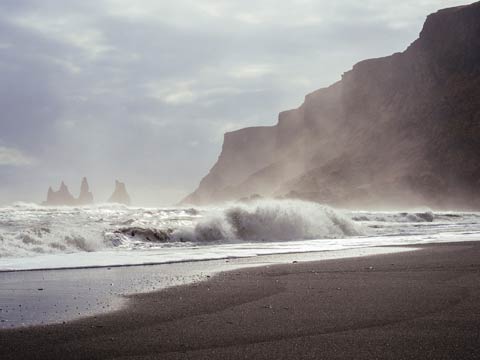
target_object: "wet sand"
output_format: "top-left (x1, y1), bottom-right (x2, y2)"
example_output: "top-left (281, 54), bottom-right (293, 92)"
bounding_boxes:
top-left (1, 242), bottom-right (480, 359)
top-left (0, 247), bottom-right (409, 328)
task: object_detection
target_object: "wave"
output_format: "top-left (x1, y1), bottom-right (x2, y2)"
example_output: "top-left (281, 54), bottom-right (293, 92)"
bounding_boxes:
top-left (0, 200), bottom-right (361, 258)
top-left (352, 211), bottom-right (435, 223)
top-left (10, 201), bottom-right (43, 208)
top-left (10, 202), bottom-right (132, 210)
top-left (0, 226), bottom-right (108, 258)
top-left (3, 199), bottom-right (478, 259)
top-left (111, 200), bottom-right (362, 244)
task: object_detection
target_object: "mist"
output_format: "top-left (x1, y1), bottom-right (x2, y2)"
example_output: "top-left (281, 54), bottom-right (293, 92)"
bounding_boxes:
top-left (0, 0), bottom-right (468, 206)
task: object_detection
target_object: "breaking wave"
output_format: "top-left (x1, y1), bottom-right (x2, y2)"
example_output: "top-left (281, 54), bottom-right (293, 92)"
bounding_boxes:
top-left (111, 200), bottom-right (361, 244)
top-left (2, 199), bottom-right (479, 259)
top-left (351, 211), bottom-right (435, 223)
top-left (172, 200), bottom-right (360, 242)
top-left (0, 200), bottom-right (360, 257)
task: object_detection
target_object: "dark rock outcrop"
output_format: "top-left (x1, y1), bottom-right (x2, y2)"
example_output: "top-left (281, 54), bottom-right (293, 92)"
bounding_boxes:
top-left (108, 180), bottom-right (131, 206)
top-left (184, 2), bottom-right (480, 209)
top-left (114, 227), bottom-right (173, 242)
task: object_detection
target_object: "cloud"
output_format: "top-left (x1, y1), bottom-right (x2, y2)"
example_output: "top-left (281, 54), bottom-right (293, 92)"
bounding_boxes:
top-left (147, 80), bottom-right (198, 105)
top-left (0, 0), bottom-right (469, 205)
top-left (11, 14), bottom-right (113, 59)
top-left (228, 64), bottom-right (274, 79)
top-left (0, 146), bottom-right (33, 166)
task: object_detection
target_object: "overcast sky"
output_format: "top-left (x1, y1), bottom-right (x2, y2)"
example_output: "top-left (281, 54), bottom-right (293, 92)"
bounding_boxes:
top-left (0, 0), bottom-right (469, 206)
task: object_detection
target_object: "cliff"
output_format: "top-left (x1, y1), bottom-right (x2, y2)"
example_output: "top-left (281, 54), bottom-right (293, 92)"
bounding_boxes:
top-left (184, 2), bottom-right (480, 209)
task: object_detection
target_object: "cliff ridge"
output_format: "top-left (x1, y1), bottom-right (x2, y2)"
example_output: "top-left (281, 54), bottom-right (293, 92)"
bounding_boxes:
top-left (184, 2), bottom-right (480, 209)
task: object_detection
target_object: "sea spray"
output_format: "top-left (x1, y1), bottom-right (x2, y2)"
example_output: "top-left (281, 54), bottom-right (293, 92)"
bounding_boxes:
top-left (1, 201), bottom-right (479, 260)
top-left (171, 199), bottom-right (361, 242)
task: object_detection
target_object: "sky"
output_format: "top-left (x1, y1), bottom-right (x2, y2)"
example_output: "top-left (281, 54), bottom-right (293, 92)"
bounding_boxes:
top-left (0, 0), bottom-right (469, 206)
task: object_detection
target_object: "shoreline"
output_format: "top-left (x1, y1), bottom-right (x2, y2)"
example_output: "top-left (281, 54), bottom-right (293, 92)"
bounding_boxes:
top-left (0, 245), bottom-right (415, 274)
top-left (0, 246), bottom-right (414, 329)
top-left (1, 241), bottom-right (480, 359)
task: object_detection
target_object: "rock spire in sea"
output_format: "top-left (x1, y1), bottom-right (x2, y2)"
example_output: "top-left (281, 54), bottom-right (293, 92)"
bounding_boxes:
top-left (108, 180), bottom-right (131, 206)
top-left (42, 177), bottom-right (94, 206)
top-left (77, 177), bottom-right (94, 205)
top-left (42, 181), bottom-right (76, 206)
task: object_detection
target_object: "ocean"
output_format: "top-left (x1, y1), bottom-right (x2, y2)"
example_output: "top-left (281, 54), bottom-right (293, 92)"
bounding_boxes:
top-left (1, 199), bottom-right (479, 272)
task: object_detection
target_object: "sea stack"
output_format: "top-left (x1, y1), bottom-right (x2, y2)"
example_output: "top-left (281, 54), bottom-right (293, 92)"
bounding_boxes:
top-left (42, 181), bottom-right (76, 206)
top-left (77, 177), bottom-right (94, 205)
top-left (42, 178), bottom-right (95, 206)
top-left (108, 180), bottom-right (131, 206)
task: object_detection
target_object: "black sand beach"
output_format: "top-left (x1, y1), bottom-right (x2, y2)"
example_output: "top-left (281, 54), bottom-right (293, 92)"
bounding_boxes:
top-left (1, 242), bottom-right (480, 359)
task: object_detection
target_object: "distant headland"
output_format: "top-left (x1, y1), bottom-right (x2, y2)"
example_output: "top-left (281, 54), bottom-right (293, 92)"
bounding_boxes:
top-left (42, 178), bottom-right (131, 206)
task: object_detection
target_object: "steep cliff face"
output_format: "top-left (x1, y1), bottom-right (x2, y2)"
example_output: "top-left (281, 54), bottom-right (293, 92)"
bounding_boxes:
top-left (182, 126), bottom-right (277, 204)
top-left (184, 2), bottom-right (480, 209)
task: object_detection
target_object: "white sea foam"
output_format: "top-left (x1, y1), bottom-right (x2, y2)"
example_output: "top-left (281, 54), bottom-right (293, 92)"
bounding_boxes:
top-left (170, 200), bottom-right (361, 243)
top-left (1, 200), bottom-right (358, 257)
top-left (1, 200), bottom-right (480, 270)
